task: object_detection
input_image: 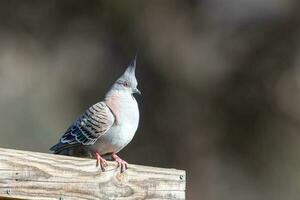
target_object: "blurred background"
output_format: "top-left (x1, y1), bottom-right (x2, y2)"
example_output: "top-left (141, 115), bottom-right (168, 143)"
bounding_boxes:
top-left (0, 0), bottom-right (300, 199)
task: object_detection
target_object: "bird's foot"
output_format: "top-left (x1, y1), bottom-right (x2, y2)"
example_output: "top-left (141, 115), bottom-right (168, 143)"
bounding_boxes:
top-left (95, 152), bottom-right (108, 171)
top-left (112, 153), bottom-right (128, 173)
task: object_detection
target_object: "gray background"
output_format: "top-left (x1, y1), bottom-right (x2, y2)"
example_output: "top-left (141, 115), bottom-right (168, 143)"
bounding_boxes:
top-left (0, 1), bottom-right (300, 199)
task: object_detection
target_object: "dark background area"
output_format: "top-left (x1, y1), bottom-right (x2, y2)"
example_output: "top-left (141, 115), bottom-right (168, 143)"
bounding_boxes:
top-left (0, 1), bottom-right (300, 199)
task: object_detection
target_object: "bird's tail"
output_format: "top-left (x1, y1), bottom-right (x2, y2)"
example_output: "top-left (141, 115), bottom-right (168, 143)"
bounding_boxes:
top-left (50, 142), bottom-right (74, 154)
top-left (49, 143), bottom-right (64, 154)
top-left (50, 142), bottom-right (86, 157)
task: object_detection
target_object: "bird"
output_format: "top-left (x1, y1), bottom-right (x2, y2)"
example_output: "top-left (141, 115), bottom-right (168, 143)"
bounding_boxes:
top-left (50, 56), bottom-right (140, 173)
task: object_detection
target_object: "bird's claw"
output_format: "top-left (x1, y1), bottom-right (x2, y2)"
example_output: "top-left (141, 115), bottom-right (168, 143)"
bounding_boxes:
top-left (112, 154), bottom-right (128, 173)
top-left (95, 152), bottom-right (108, 172)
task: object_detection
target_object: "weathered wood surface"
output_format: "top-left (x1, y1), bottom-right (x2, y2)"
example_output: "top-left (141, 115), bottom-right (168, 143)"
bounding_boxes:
top-left (0, 147), bottom-right (185, 200)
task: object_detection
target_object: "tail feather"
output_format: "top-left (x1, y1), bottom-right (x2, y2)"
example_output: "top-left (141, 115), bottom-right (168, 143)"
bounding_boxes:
top-left (50, 142), bottom-right (90, 157)
top-left (50, 142), bottom-right (73, 154)
top-left (49, 143), bottom-right (62, 154)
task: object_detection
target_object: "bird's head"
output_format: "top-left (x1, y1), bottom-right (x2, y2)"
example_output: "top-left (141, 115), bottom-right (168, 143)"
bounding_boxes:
top-left (109, 55), bottom-right (141, 96)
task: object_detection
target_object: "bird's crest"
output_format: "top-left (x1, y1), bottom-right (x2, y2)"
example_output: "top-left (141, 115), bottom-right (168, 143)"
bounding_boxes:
top-left (117, 54), bottom-right (138, 87)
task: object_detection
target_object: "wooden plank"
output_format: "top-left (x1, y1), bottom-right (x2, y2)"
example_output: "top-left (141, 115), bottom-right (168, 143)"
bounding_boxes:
top-left (0, 148), bottom-right (185, 200)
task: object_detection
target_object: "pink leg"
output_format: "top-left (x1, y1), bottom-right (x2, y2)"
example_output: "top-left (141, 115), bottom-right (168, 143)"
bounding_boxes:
top-left (112, 153), bottom-right (128, 173)
top-left (95, 152), bottom-right (108, 171)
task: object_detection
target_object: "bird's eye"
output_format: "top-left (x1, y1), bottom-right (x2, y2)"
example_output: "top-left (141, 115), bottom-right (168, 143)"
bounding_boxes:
top-left (123, 81), bottom-right (129, 87)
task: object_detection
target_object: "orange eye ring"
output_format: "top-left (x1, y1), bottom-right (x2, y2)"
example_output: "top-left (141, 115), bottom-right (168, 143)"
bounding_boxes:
top-left (123, 81), bottom-right (129, 87)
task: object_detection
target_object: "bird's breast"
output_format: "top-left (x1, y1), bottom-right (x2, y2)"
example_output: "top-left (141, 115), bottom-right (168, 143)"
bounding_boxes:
top-left (94, 93), bottom-right (139, 154)
top-left (112, 94), bottom-right (139, 141)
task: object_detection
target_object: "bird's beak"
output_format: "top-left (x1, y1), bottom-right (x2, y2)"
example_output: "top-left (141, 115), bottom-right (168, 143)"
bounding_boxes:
top-left (133, 88), bottom-right (141, 95)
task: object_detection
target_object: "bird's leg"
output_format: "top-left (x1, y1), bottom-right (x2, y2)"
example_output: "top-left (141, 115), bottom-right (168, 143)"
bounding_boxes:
top-left (95, 152), bottom-right (108, 171)
top-left (112, 153), bottom-right (128, 173)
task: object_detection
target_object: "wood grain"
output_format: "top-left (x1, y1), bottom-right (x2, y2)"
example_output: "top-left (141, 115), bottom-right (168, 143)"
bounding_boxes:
top-left (0, 148), bottom-right (185, 200)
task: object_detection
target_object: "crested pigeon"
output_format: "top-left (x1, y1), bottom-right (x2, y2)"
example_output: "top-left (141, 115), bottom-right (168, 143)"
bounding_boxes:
top-left (50, 56), bottom-right (140, 172)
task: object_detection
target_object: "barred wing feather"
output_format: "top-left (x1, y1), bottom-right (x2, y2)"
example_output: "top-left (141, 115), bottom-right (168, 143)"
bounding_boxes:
top-left (60, 102), bottom-right (114, 145)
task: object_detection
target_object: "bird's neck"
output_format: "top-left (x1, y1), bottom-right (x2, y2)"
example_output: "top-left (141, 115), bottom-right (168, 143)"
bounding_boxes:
top-left (104, 91), bottom-right (136, 123)
top-left (104, 90), bottom-right (133, 101)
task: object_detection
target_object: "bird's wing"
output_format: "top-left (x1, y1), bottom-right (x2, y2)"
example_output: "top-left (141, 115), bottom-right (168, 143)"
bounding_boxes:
top-left (60, 101), bottom-right (115, 145)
